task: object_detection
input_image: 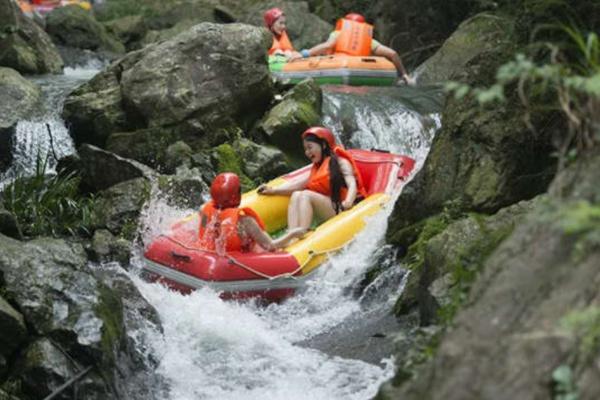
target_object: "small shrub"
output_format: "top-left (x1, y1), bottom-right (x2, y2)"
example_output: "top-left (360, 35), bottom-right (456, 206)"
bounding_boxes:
top-left (2, 156), bottom-right (97, 238)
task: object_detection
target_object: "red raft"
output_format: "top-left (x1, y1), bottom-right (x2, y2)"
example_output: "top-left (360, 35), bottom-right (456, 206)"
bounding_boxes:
top-left (143, 149), bottom-right (415, 301)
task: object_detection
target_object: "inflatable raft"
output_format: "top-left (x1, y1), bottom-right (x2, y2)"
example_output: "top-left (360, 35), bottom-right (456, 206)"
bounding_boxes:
top-left (269, 54), bottom-right (397, 86)
top-left (143, 149), bottom-right (415, 301)
top-left (19, 0), bottom-right (91, 17)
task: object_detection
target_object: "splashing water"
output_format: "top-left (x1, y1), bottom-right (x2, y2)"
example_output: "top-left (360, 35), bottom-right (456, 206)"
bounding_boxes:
top-left (129, 84), bottom-right (443, 399)
top-left (0, 66), bottom-right (100, 188)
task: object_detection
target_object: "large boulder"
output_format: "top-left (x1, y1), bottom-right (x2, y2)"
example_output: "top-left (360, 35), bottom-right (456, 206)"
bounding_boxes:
top-left (104, 15), bottom-right (148, 51)
top-left (418, 14), bottom-right (516, 85)
top-left (0, 67), bottom-right (40, 172)
top-left (95, 178), bottom-right (151, 239)
top-left (63, 23), bottom-right (274, 168)
top-left (0, 295), bottom-right (27, 363)
top-left (379, 149), bottom-right (600, 400)
top-left (0, 234), bottom-right (162, 399)
top-left (257, 79), bottom-right (322, 164)
top-left (386, 13), bottom-right (556, 246)
top-left (0, 0), bottom-right (63, 74)
top-left (78, 144), bottom-right (157, 192)
top-left (240, 1), bottom-right (332, 50)
top-left (45, 5), bottom-right (125, 54)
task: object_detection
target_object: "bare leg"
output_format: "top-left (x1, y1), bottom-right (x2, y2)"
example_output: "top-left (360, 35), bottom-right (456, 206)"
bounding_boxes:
top-left (288, 191), bottom-right (302, 228)
top-left (288, 190), bottom-right (336, 230)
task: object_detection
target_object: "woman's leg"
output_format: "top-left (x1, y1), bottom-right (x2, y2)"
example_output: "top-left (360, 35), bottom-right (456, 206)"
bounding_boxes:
top-left (288, 190), bottom-right (336, 230)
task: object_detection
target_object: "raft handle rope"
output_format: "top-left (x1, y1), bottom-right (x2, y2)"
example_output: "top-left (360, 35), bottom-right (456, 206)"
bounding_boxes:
top-left (160, 234), bottom-right (346, 281)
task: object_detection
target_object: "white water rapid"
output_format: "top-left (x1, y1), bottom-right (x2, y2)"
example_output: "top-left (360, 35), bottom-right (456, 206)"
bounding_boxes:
top-left (130, 84), bottom-right (442, 400)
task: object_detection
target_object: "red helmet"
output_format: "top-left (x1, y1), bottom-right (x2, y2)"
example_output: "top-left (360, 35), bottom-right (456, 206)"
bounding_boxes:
top-left (301, 126), bottom-right (336, 150)
top-left (263, 7), bottom-right (284, 29)
top-left (210, 173), bottom-right (241, 209)
top-left (344, 13), bottom-right (366, 23)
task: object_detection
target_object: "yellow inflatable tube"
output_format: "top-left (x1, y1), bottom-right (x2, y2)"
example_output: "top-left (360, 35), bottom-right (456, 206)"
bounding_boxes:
top-left (240, 178), bottom-right (390, 275)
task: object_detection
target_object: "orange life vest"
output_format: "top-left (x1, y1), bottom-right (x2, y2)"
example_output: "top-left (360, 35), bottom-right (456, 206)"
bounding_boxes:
top-left (268, 30), bottom-right (295, 55)
top-left (198, 202), bottom-right (266, 252)
top-left (306, 147), bottom-right (368, 201)
top-left (333, 19), bottom-right (373, 56)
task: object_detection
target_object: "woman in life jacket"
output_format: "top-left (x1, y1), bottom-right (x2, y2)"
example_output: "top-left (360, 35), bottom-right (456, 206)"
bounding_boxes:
top-left (258, 127), bottom-right (367, 231)
top-left (264, 7), bottom-right (301, 59)
top-left (199, 173), bottom-right (305, 253)
top-left (291, 13), bottom-right (415, 85)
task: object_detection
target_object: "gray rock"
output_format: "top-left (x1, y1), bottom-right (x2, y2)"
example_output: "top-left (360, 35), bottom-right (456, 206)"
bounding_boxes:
top-left (381, 151), bottom-right (600, 400)
top-left (78, 144), bottom-right (156, 192)
top-left (0, 204), bottom-right (22, 240)
top-left (0, 233), bottom-right (163, 398)
top-left (163, 140), bottom-right (193, 174)
top-left (0, 67), bottom-right (41, 173)
top-left (46, 5), bottom-right (125, 54)
top-left (234, 138), bottom-right (290, 181)
top-left (12, 337), bottom-right (110, 399)
top-left (0, 0), bottom-right (63, 74)
top-left (157, 166), bottom-right (208, 209)
top-left (0, 67), bottom-right (40, 129)
top-left (257, 78), bottom-right (322, 164)
top-left (418, 13), bottom-right (514, 85)
top-left (120, 23), bottom-right (272, 133)
top-left (64, 23), bottom-right (274, 163)
top-left (95, 178), bottom-right (151, 239)
top-left (387, 13), bottom-right (556, 243)
top-left (103, 14), bottom-right (147, 51)
top-left (89, 229), bottom-right (132, 265)
top-left (0, 295), bottom-right (27, 358)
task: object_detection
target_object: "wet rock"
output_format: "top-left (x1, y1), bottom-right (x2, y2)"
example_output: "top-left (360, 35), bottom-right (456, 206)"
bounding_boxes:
top-left (157, 167), bottom-right (208, 209)
top-left (0, 0), bottom-right (63, 74)
top-left (394, 198), bottom-right (540, 323)
top-left (418, 14), bottom-right (516, 85)
top-left (233, 138), bottom-right (290, 181)
top-left (0, 67), bottom-right (40, 129)
top-left (105, 127), bottom-right (181, 170)
top-left (257, 79), bottom-right (322, 164)
top-left (46, 5), bottom-right (125, 54)
top-left (240, 1), bottom-right (332, 51)
top-left (64, 23), bottom-right (273, 165)
top-left (89, 263), bottom-right (166, 398)
top-left (0, 388), bottom-right (20, 400)
top-left (78, 144), bottom-right (156, 192)
top-left (13, 338), bottom-right (110, 400)
top-left (95, 178), bottom-right (151, 239)
top-left (0, 233), bottom-right (162, 398)
top-left (0, 295), bottom-right (27, 360)
top-left (89, 229), bottom-right (132, 265)
top-left (0, 67), bottom-right (41, 173)
top-left (63, 56), bottom-right (136, 147)
top-left (104, 15), bottom-right (147, 51)
top-left (0, 204), bottom-right (23, 240)
top-left (387, 13), bottom-right (556, 243)
top-left (163, 141), bottom-right (193, 174)
top-left (381, 150), bottom-right (600, 400)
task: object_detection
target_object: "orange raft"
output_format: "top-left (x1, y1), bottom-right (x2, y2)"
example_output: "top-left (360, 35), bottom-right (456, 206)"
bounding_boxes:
top-left (269, 54), bottom-right (397, 86)
top-left (143, 149), bottom-right (415, 302)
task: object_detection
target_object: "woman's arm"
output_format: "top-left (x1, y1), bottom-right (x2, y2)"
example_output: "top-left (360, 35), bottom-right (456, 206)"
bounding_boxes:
top-left (239, 217), bottom-right (306, 251)
top-left (339, 158), bottom-right (357, 210)
top-left (258, 175), bottom-right (309, 196)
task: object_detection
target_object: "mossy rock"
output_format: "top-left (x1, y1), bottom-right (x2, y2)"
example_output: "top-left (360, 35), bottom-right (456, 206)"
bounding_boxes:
top-left (211, 143), bottom-right (254, 191)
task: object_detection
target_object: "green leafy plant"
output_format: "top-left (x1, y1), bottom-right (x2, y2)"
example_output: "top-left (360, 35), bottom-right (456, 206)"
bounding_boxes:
top-left (2, 156), bottom-right (97, 238)
top-left (552, 364), bottom-right (578, 400)
top-left (446, 25), bottom-right (599, 169)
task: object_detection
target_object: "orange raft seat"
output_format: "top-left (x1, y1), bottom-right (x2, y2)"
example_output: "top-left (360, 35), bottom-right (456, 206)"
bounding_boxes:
top-left (269, 54), bottom-right (398, 86)
top-left (143, 149), bottom-right (415, 302)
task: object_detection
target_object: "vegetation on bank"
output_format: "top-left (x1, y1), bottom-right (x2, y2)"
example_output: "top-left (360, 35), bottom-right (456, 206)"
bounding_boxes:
top-left (2, 157), bottom-right (97, 238)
